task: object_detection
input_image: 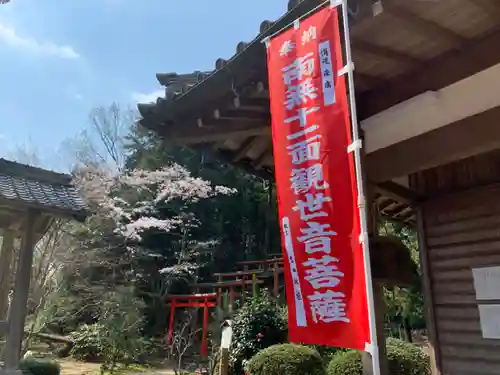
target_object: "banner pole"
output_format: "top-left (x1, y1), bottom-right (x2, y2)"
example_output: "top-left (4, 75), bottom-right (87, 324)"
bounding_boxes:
top-left (335, 0), bottom-right (381, 374)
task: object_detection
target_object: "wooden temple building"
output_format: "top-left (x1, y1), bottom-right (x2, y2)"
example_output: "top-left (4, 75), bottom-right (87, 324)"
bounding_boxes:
top-left (0, 159), bottom-right (88, 374)
top-left (138, 0), bottom-right (500, 374)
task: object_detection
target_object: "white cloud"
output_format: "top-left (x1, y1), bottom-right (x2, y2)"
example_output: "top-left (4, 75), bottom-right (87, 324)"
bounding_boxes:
top-left (131, 89), bottom-right (165, 104)
top-left (0, 22), bottom-right (79, 59)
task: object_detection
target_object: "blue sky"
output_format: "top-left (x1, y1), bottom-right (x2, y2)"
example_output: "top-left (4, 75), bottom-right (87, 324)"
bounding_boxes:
top-left (0, 0), bottom-right (287, 171)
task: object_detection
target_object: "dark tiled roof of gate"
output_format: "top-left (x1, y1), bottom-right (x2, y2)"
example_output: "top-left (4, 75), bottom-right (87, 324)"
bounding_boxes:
top-left (0, 158), bottom-right (88, 219)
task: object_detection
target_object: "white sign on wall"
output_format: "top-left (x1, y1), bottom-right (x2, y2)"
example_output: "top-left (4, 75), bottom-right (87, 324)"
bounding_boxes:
top-left (478, 304), bottom-right (500, 339)
top-left (472, 266), bottom-right (500, 300)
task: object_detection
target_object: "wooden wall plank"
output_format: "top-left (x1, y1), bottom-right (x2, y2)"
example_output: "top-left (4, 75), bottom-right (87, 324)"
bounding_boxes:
top-left (421, 183), bottom-right (500, 375)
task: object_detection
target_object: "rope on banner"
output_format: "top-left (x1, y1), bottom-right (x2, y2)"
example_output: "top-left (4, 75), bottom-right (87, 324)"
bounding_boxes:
top-left (334, 0), bottom-right (381, 374)
top-left (338, 62), bottom-right (355, 77)
top-left (347, 139), bottom-right (362, 153)
top-left (359, 232), bottom-right (369, 246)
top-left (357, 194), bottom-right (366, 208)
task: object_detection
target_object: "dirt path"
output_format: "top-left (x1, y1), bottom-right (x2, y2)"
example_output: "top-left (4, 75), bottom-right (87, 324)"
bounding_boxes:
top-left (135, 371), bottom-right (175, 375)
top-left (59, 360), bottom-right (100, 375)
top-left (58, 360), bottom-right (175, 375)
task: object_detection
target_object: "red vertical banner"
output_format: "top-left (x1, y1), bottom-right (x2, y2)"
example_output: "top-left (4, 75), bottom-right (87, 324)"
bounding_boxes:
top-left (266, 5), bottom-right (370, 350)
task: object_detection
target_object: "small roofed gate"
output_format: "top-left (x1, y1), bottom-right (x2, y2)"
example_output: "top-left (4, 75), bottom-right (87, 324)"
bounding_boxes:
top-left (0, 158), bottom-right (88, 374)
top-left (412, 150), bottom-right (500, 375)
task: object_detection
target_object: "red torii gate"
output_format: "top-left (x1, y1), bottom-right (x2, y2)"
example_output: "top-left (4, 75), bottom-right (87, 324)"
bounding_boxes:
top-left (166, 258), bottom-right (283, 358)
top-left (166, 293), bottom-right (217, 358)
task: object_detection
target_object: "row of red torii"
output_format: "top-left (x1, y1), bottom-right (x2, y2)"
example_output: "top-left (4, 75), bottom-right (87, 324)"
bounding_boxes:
top-left (166, 257), bottom-right (284, 357)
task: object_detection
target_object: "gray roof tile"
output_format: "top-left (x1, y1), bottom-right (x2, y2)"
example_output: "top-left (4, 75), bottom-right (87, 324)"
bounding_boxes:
top-left (0, 158), bottom-right (88, 219)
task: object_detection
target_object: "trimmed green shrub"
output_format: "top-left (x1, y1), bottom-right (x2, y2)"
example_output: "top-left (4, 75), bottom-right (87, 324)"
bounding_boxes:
top-left (386, 338), bottom-right (430, 375)
top-left (327, 338), bottom-right (430, 375)
top-left (327, 350), bottom-right (363, 375)
top-left (310, 345), bottom-right (346, 363)
top-left (229, 292), bottom-right (288, 375)
top-left (19, 358), bottom-right (61, 375)
top-left (246, 344), bottom-right (326, 375)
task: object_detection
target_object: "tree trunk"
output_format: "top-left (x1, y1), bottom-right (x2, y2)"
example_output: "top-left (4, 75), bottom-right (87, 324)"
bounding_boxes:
top-left (0, 231), bottom-right (15, 322)
top-left (403, 317), bottom-right (412, 343)
top-left (4, 211), bottom-right (38, 370)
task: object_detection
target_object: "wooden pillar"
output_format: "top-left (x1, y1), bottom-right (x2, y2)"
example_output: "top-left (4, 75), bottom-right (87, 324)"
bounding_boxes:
top-left (4, 211), bottom-right (38, 370)
top-left (201, 298), bottom-right (209, 358)
top-left (0, 231), bottom-right (15, 323)
top-left (167, 299), bottom-right (176, 345)
top-left (218, 348), bottom-right (229, 375)
top-left (252, 273), bottom-right (258, 297)
top-left (217, 275), bottom-right (223, 307)
top-left (273, 262), bottom-right (279, 297)
top-left (363, 282), bottom-right (389, 375)
top-left (240, 278), bottom-right (245, 296)
top-left (229, 287), bottom-right (235, 314)
top-left (416, 207), bottom-right (441, 375)
top-left (362, 178), bottom-right (389, 375)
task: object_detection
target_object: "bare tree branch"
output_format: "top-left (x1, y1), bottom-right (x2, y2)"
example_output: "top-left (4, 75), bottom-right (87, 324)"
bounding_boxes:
top-left (167, 310), bottom-right (202, 374)
top-left (62, 103), bottom-right (135, 172)
top-left (8, 139), bottom-right (43, 167)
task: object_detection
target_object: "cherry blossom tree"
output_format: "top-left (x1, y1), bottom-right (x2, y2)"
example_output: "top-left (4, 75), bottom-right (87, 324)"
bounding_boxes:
top-left (74, 163), bottom-right (235, 242)
top-left (72, 162), bottom-right (236, 298)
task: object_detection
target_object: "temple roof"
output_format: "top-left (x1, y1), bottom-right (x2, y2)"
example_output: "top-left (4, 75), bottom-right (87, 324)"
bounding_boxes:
top-left (138, 0), bottom-right (360, 121)
top-left (136, 0), bottom-right (500, 226)
top-left (0, 158), bottom-right (88, 222)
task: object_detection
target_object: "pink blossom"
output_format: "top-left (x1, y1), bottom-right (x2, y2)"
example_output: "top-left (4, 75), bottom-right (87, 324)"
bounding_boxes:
top-left (119, 216), bottom-right (182, 240)
top-left (73, 163), bottom-right (237, 241)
